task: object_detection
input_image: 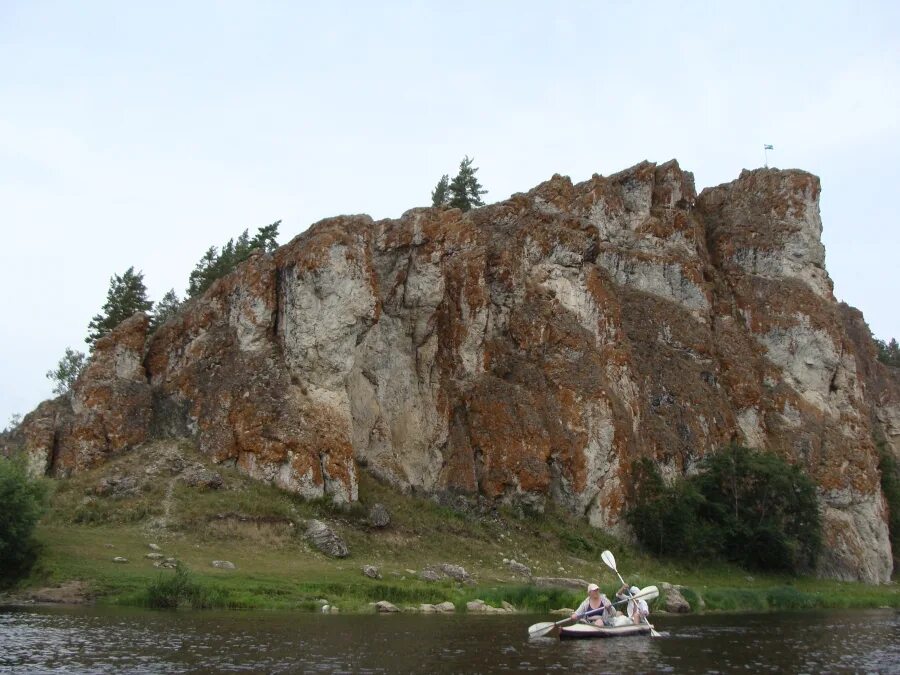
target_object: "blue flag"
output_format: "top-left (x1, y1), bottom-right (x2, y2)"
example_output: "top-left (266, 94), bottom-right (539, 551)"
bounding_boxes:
top-left (764, 144), bottom-right (774, 150)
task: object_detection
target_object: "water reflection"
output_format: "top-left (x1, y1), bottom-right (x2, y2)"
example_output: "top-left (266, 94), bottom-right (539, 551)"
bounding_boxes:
top-left (1, 605), bottom-right (898, 674)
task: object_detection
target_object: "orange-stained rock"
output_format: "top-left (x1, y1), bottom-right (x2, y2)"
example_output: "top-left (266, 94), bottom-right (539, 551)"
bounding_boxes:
top-left (2, 161), bottom-right (896, 582)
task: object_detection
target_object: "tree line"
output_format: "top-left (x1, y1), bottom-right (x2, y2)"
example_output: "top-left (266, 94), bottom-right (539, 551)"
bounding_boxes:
top-left (42, 158), bottom-right (491, 399)
top-left (45, 221), bottom-right (280, 396)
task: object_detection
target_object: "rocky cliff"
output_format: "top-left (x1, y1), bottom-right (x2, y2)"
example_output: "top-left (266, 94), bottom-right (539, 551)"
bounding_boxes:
top-left (4, 160), bottom-right (896, 583)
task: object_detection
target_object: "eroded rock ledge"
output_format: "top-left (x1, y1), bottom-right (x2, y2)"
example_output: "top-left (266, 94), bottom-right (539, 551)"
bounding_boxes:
top-left (3, 160), bottom-right (897, 583)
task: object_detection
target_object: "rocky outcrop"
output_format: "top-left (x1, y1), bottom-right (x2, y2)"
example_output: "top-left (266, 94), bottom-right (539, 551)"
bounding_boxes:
top-left (3, 161), bottom-right (896, 582)
top-left (304, 519), bottom-right (349, 558)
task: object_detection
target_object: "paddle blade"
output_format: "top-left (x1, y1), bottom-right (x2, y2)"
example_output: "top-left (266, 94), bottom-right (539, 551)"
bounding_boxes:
top-left (601, 549), bottom-right (617, 571)
top-left (635, 585), bottom-right (659, 602)
top-left (527, 621), bottom-right (557, 638)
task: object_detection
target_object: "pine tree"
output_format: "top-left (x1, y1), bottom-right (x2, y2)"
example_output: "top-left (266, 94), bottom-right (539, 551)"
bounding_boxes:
top-left (431, 174), bottom-right (450, 207)
top-left (46, 348), bottom-right (86, 395)
top-left (448, 156), bottom-right (487, 212)
top-left (251, 220), bottom-right (281, 252)
top-left (186, 221), bottom-right (281, 299)
top-left (875, 337), bottom-right (900, 367)
top-left (85, 267), bottom-right (153, 349)
top-left (150, 289), bottom-right (182, 330)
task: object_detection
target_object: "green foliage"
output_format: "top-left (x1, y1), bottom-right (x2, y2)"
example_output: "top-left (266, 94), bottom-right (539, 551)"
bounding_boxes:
top-left (701, 587), bottom-right (769, 611)
top-left (877, 444), bottom-right (900, 576)
top-left (626, 446), bottom-right (822, 573)
top-left (4, 413), bottom-right (22, 433)
top-left (0, 458), bottom-right (48, 584)
top-left (874, 337), bottom-right (900, 367)
top-left (186, 221), bottom-right (280, 298)
top-left (45, 347), bottom-right (86, 395)
top-left (695, 446), bottom-right (821, 572)
top-left (765, 585), bottom-right (822, 610)
top-left (150, 289), bottom-right (182, 330)
top-left (624, 458), bottom-right (716, 559)
top-left (448, 156), bottom-right (487, 211)
top-left (144, 566), bottom-right (239, 609)
top-left (86, 267), bottom-right (153, 349)
top-left (431, 174), bottom-right (450, 207)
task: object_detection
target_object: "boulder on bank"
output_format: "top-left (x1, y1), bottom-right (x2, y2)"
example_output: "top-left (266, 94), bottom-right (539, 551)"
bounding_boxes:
top-left (212, 560), bottom-right (236, 570)
top-left (362, 565), bottom-right (381, 579)
top-left (419, 601), bottom-right (456, 613)
top-left (661, 582), bottom-right (692, 613)
top-left (466, 599), bottom-right (513, 614)
top-left (375, 600), bottom-right (400, 613)
top-left (305, 519), bottom-right (349, 558)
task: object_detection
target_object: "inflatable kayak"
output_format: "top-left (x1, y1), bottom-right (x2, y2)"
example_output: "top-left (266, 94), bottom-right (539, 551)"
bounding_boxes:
top-left (559, 621), bottom-right (652, 639)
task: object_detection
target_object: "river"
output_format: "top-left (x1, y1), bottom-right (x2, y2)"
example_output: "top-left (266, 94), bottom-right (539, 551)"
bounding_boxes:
top-left (1, 605), bottom-right (898, 673)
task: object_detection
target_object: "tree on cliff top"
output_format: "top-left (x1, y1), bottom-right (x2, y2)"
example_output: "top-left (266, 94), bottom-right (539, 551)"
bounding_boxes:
top-left (431, 174), bottom-right (450, 207)
top-left (150, 289), bottom-right (182, 331)
top-left (875, 337), bottom-right (900, 367)
top-left (86, 267), bottom-right (153, 349)
top-left (431, 156), bottom-right (487, 211)
top-left (46, 347), bottom-right (86, 395)
top-left (186, 220), bottom-right (280, 299)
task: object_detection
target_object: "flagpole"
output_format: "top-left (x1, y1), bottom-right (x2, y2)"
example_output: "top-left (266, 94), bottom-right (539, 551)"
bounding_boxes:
top-left (763, 144), bottom-right (773, 168)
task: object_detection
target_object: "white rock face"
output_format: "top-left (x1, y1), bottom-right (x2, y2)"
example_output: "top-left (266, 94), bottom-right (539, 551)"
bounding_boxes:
top-left (819, 494), bottom-right (893, 583)
top-left (596, 251), bottom-right (709, 314)
top-left (758, 316), bottom-right (842, 412)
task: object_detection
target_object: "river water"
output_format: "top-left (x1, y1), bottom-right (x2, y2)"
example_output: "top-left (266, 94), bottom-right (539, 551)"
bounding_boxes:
top-left (1, 605), bottom-right (898, 673)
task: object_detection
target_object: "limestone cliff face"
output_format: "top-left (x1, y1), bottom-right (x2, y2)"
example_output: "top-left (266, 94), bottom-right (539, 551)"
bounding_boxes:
top-left (4, 161), bottom-right (896, 582)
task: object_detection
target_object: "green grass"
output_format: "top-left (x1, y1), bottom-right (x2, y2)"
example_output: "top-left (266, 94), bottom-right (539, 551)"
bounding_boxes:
top-left (9, 440), bottom-right (900, 614)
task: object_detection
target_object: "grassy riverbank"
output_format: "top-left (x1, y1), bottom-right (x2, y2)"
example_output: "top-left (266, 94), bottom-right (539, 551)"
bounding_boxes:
top-left (7, 442), bottom-right (899, 613)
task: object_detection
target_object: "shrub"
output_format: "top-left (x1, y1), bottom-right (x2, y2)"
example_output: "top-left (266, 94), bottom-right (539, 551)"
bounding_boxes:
top-left (145, 566), bottom-right (238, 609)
top-left (877, 444), bottom-right (900, 576)
top-left (624, 458), bottom-right (716, 559)
top-left (626, 446), bottom-right (822, 574)
top-left (694, 445), bottom-right (821, 573)
top-left (0, 458), bottom-right (48, 584)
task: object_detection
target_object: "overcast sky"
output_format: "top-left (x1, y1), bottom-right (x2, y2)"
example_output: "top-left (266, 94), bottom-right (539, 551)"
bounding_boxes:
top-left (2, 1), bottom-right (898, 426)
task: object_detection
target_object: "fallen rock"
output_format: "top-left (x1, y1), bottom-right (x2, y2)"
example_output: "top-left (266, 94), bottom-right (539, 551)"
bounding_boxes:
top-left (145, 553), bottom-right (165, 560)
top-left (506, 559), bottom-right (532, 577)
top-left (182, 465), bottom-right (224, 490)
top-left (419, 563), bottom-right (473, 584)
top-left (466, 599), bottom-right (509, 614)
top-left (660, 582), bottom-right (692, 613)
top-left (362, 565), bottom-right (381, 579)
top-left (148, 543), bottom-right (161, 551)
top-left (437, 563), bottom-right (472, 583)
top-left (212, 560), bottom-right (236, 570)
top-left (368, 503), bottom-right (390, 528)
top-left (112, 557), bottom-right (128, 563)
top-left (95, 476), bottom-right (139, 499)
top-left (305, 519), bottom-right (349, 558)
top-left (418, 569), bottom-right (443, 582)
top-left (433, 601), bottom-right (456, 613)
top-left (375, 600), bottom-right (400, 613)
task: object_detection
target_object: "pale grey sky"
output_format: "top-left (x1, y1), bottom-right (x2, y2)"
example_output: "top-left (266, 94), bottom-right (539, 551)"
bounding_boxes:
top-left (2, 1), bottom-right (899, 426)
